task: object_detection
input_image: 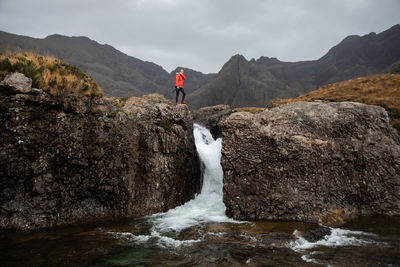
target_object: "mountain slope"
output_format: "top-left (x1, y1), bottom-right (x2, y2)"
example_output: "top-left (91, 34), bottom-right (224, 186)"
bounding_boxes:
top-left (0, 31), bottom-right (170, 97)
top-left (187, 24), bottom-right (400, 108)
top-left (268, 73), bottom-right (400, 134)
top-left (187, 55), bottom-right (292, 107)
top-left (2, 24), bottom-right (399, 105)
top-left (0, 31), bottom-right (214, 98)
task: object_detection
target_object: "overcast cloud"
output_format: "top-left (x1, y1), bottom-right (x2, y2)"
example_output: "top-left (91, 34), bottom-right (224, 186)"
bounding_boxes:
top-left (0, 0), bottom-right (399, 73)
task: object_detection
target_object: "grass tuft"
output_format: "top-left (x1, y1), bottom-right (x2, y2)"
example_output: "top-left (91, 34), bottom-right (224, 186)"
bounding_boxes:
top-left (0, 52), bottom-right (103, 97)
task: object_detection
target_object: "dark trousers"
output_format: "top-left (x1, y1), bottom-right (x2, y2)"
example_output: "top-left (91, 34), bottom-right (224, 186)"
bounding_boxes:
top-left (175, 86), bottom-right (186, 103)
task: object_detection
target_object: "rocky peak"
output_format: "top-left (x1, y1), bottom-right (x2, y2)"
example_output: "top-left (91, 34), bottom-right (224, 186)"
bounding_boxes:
top-left (229, 54), bottom-right (248, 65)
top-left (219, 54), bottom-right (249, 77)
top-left (321, 25), bottom-right (400, 64)
top-left (255, 56), bottom-right (281, 65)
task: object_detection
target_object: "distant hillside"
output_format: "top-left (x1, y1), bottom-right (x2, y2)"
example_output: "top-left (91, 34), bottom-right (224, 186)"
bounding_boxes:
top-left (187, 24), bottom-right (400, 108)
top-left (2, 25), bottom-right (399, 106)
top-left (268, 74), bottom-right (400, 134)
top-left (0, 31), bottom-right (213, 99)
top-left (0, 52), bottom-right (102, 97)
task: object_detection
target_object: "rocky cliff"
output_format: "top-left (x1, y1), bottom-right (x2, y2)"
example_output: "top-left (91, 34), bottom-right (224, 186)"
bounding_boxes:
top-left (0, 73), bottom-right (201, 230)
top-left (219, 102), bottom-right (400, 225)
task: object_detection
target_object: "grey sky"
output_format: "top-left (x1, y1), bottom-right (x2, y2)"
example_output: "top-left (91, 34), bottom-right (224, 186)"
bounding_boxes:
top-left (0, 0), bottom-right (399, 73)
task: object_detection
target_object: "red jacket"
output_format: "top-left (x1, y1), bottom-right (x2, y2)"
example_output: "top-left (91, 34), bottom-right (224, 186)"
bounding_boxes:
top-left (175, 73), bottom-right (186, 87)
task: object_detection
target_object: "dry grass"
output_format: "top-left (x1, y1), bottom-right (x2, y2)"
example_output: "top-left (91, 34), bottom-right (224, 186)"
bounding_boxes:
top-left (267, 74), bottom-right (400, 134)
top-left (233, 107), bottom-right (265, 113)
top-left (0, 52), bottom-right (102, 97)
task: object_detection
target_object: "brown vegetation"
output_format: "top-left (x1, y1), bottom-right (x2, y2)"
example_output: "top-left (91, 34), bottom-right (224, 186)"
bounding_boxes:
top-left (268, 74), bottom-right (400, 134)
top-left (233, 107), bottom-right (265, 113)
top-left (0, 52), bottom-right (102, 97)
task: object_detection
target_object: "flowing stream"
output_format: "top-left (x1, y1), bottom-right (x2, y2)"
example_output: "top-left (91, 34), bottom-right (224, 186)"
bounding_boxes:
top-left (108, 123), bottom-right (238, 247)
top-left (150, 123), bottom-right (237, 230)
top-left (0, 124), bottom-right (399, 266)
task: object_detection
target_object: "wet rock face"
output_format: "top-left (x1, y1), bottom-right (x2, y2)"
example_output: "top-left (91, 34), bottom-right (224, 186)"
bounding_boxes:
top-left (191, 104), bottom-right (233, 138)
top-left (219, 102), bottom-right (400, 225)
top-left (0, 75), bottom-right (201, 230)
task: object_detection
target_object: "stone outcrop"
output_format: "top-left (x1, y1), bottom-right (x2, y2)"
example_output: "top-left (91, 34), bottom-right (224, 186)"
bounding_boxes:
top-left (219, 102), bottom-right (400, 225)
top-left (0, 72), bottom-right (42, 94)
top-left (0, 73), bottom-right (201, 230)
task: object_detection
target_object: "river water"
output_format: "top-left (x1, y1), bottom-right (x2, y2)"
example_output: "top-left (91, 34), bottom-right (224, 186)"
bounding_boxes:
top-left (0, 124), bottom-right (399, 266)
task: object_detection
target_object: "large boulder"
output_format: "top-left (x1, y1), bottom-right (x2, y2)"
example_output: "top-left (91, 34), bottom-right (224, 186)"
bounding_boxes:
top-left (0, 76), bottom-right (201, 230)
top-left (219, 102), bottom-right (400, 226)
top-left (0, 72), bottom-right (35, 94)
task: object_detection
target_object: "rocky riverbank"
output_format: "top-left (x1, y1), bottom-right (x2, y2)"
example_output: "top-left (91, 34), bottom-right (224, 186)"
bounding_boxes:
top-left (219, 102), bottom-right (400, 226)
top-left (2, 72), bottom-right (400, 230)
top-left (0, 73), bottom-right (201, 230)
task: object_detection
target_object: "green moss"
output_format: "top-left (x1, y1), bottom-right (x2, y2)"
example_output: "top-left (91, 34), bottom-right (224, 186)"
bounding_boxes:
top-left (390, 119), bottom-right (400, 135)
top-left (106, 112), bottom-right (117, 118)
top-left (159, 120), bottom-right (174, 131)
top-left (0, 58), bottom-right (12, 72)
top-left (90, 109), bottom-right (103, 117)
top-left (80, 84), bottom-right (90, 92)
top-left (17, 55), bottom-right (27, 62)
top-left (359, 182), bottom-right (368, 194)
top-left (48, 64), bottom-right (58, 73)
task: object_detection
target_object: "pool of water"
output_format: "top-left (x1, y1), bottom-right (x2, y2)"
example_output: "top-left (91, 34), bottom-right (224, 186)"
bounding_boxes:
top-left (1, 124), bottom-right (399, 266)
top-left (0, 216), bottom-right (399, 266)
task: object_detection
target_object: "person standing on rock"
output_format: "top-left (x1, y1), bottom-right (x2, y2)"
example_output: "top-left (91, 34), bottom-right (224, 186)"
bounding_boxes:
top-left (175, 69), bottom-right (186, 105)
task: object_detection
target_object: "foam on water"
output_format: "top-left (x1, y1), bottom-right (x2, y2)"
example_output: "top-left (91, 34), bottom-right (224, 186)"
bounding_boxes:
top-left (289, 228), bottom-right (377, 251)
top-left (107, 231), bottom-right (200, 248)
top-left (289, 227), bottom-right (382, 264)
top-left (108, 124), bottom-right (237, 248)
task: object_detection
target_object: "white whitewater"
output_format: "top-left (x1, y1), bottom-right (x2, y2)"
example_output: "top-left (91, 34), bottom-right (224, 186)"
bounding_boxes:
top-left (109, 123), bottom-right (236, 247)
top-left (150, 123), bottom-right (235, 234)
top-left (289, 227), bottom-right (384, 264)
top-left (108, 123), bottom-right (382, 255)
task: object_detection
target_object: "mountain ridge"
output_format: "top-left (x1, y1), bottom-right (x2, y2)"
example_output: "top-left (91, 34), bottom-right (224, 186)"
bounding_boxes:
top-left (0, 30), bottom-right (214, 98)
top-left (187, 24), bottom-right (400, 108)
top-left (1, 24), bottom-right (399, 106)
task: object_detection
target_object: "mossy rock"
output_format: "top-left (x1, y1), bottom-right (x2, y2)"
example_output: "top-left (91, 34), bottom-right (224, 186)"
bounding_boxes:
top-left (159, 120), bottom-right (174, 131)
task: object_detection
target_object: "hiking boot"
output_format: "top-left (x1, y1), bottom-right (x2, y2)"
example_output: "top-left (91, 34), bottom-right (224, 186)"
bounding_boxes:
top-left (176, 102), bottom-right (180, 105)
top-left (182, 101), bottom-right (187, 104)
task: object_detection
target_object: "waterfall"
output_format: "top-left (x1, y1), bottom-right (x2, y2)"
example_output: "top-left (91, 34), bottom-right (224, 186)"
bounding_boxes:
top-left (108, 124), bottom-right (236, 247)
top-left (150, 123), bottom-right (234, 233)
